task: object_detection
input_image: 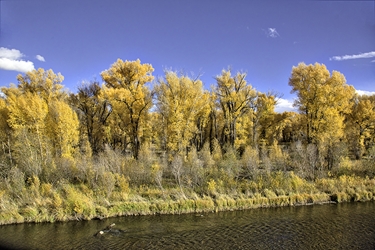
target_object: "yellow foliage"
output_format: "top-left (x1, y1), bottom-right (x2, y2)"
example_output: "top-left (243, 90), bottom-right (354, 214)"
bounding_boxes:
top-left (249, 92), bottom-right (279, 146)
top-left (2, 68), bottom-right (79, 168)
top-left (6, 92), bottom-right (48, 131)
top-left (345, 95), bottom-right (375, 159)
top-left (46, 99), bottom-right (79, 158)
top-left (115, 173), bottom-right (130, 194)
top-left (0, 98), bottom-right (10, 141)
top-left (5, 92), bottom-right (49, 170)
top-left (16, 68), bottom-right (65, 101)
top-left (215, 69), bottom-right (257, 146)
top-left (101, 59), bottom-right (154, 159)
top-left (40, 183), bottom-right (53, 197)
top-left (207, 179), bottom-right (217, 195)
top-left (289, 62), bottom-right (355, 145)
top-left (52, 192), bottom-right (63, 209)
top-left (155, 71), bottom-right (210, 154)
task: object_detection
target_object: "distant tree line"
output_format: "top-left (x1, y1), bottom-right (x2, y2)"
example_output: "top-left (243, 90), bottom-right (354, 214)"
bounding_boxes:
top-left (1, 59), bottom-right (374, 186)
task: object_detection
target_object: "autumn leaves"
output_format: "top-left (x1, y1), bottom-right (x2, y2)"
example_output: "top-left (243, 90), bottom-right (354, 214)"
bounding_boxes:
top-left (0, 59), bottom-right (374, 176)
top-left (1, 59), bottom-right (375, 224)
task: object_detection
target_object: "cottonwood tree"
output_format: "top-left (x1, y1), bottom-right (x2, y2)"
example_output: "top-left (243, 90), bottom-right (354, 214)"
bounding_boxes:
top-left (346, 94), bottom-right (375, 159)
top-left (17, 69), bottom-right (79, 159)
top-left (155, 71), bottom-right (210, 156)
top-left (70, 81), bottom-right (112, 155)
top-left (45, 99), bottom-right (79, 159)
top-left (215, 69), bottom-right (257, 147)
top-left (206, 91), bottom-right (221, 152)
top-left (0, 97), bottom-right (12, 169)
top-left (16, 68), bottom-right (66, 101)
top-left (5, 91), bottom-right (49, 176)
top-left (1, 69), bottom-right (79, 177)
top-left (101, 59), bottom-right (154, 159)
top-left (248, 92), bottom-right (278, 147)
top-left (288, 62), bottom-right (355, 170)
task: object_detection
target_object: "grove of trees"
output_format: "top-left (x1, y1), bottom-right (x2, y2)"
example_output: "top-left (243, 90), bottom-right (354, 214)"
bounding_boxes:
top-left (0, 60), bottom-right (374, 223)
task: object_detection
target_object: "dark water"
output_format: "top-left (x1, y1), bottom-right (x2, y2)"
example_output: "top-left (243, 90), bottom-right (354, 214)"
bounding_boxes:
top-left (1, 202), bottom-right (375, 249)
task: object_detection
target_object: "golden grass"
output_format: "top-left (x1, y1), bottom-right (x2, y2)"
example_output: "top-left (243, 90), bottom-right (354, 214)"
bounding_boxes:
top-left (1, 171), bottom-right (375, 225)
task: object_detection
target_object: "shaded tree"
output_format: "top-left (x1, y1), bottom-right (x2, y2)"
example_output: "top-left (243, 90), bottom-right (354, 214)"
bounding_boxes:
top-left (70, 81), bottom-right (111, 154)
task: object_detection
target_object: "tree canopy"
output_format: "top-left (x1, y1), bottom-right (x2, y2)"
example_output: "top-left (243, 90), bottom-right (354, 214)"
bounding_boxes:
top-left (0, 60), bottom-right (373, 182)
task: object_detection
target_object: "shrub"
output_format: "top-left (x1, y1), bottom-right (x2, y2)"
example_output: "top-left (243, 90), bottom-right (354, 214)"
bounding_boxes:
top-left (62, 184), bottom-right (95, 220)
top-left (218, 146), bottom-right (241, 180)
top-left (241, 146), bottom-right (259, 179)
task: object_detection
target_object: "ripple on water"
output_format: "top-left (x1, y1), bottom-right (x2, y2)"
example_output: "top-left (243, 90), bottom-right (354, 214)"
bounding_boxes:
top-left (1, 202), bottom-right (375, 249)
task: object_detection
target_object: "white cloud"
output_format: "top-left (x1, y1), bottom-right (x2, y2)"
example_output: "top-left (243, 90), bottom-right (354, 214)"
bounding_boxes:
top-left (36, 55), bottom-right (45, 62)
top-left (0, 47), bottom-right (35, 73)
top-left (0, 47), bottom-right (24, 60)
top-left (330, 51), bottom-right (375, 61)
top-left (265, 28), bottom-right (280, 38)
top-left (0, 58), bottom-right (35, 73)
top-left (275, 98), bottom-right (296, 113)
top-left (356, 90), bottom-right (375, 96)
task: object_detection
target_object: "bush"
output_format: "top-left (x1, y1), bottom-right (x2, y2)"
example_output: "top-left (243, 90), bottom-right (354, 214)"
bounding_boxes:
top-left (62, 184), bottom-right (95, 220)
top-left (241, 146), bottom-right (259, 179)
top-left (218, 146), bottom-right (241, 180)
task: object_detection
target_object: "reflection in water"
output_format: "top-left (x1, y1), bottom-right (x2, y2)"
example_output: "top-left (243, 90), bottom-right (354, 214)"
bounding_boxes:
top-left (0, 202), bottom-right (375, 249)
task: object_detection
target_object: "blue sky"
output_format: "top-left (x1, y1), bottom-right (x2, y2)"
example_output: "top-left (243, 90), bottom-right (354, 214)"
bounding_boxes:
top-left (0, 0), bottom-right (374, 112)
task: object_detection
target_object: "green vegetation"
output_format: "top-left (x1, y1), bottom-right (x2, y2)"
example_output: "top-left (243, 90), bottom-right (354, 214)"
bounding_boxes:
top-left (0, 61), bottom-right (375, 225)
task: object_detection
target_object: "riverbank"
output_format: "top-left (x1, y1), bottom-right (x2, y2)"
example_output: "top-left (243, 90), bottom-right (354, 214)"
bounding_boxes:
top-left (1, 172), bottom-right (374, 225)
top-left (2, 197), bottom-right (375, 250)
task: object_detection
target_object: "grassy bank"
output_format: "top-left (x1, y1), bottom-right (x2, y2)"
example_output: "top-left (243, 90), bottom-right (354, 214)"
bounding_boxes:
top-left (1, 171), bottom-right (374, 225)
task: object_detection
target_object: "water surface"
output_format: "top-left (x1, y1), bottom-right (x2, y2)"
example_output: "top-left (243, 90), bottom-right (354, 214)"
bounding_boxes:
top-left (0, 201), bottom-right (374, 249)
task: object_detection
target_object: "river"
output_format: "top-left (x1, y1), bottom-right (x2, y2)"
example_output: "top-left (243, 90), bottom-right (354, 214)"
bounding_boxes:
top-left (0, 201), bottom-right (374, 249)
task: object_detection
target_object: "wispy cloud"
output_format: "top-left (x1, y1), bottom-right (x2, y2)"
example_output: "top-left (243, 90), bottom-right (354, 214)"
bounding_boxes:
top-left (330, 51), bottom-right (375, 61)
top-left (275, 98), bottom-right (296, 113)
top-left (264, 28), bottom-right (280, 38)
top-left (0, 47), bottom-right (35, 73)
top-left (356, 90), bottom-right (375, 96)
top-left (36, 55), bottom-right (45, 62)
